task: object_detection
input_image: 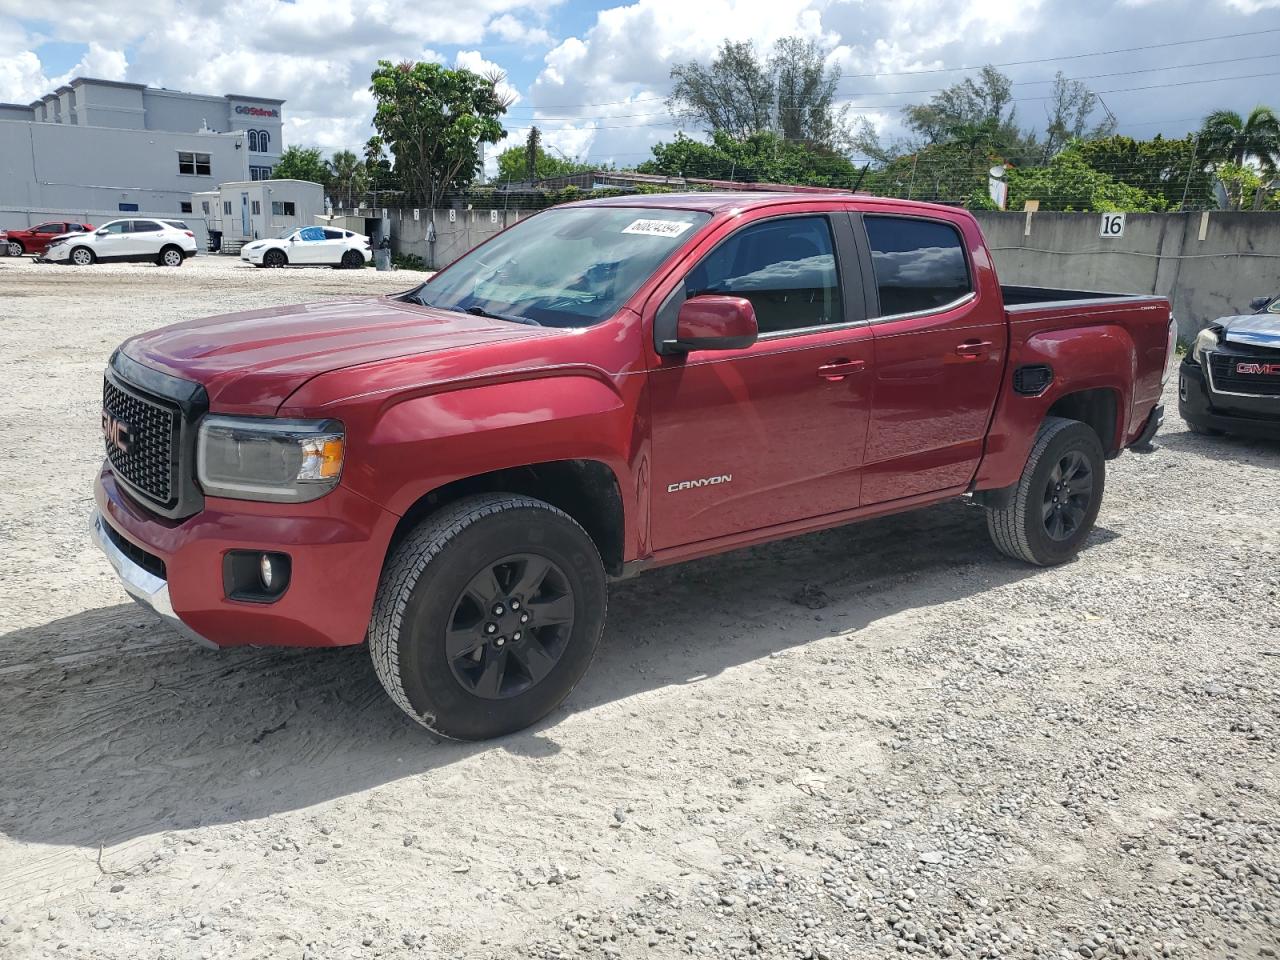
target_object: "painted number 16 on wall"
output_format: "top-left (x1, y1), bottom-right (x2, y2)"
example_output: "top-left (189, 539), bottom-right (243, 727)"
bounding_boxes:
top-left (1099, 212), bottom-right (1126, 238)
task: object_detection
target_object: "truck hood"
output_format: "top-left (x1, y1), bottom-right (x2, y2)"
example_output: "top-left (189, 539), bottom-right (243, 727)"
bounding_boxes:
top-left (1219, 313), bottom-right (1280, 350)
top-left (121, 297), bottom-right (555, 413)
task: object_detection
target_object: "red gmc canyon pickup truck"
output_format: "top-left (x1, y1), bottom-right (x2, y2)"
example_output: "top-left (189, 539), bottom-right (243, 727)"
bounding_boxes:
top-left (93, 193), bottom-right (1175, 739)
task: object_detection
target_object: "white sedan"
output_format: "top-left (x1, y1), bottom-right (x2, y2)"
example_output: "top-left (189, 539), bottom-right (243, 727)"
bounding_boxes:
top-left (43, 218), bottom-right (198, 266)
top-left (241, 226), bottom-right (371, 268)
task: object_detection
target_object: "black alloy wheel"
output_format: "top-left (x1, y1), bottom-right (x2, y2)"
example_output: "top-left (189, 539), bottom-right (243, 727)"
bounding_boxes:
top-left (263, 249), bottom-right (287, 268)
top-left (1041, 450), bottom-right (1094, 541)
top-left (446, 554), bottom-right (575, 700)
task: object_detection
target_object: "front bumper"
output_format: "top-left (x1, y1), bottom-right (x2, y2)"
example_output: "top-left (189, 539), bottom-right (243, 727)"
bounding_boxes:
top-left (1178, 358), bottom-right (1280, 439)
top-left (93, 465), bottom-right (401, 648)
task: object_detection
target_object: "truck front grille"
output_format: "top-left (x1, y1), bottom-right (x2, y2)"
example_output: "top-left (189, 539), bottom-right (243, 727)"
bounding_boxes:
top-left (1209, 353), bottom-right (1280, 397)
top-left (103, 377), bottom-right (179, 507)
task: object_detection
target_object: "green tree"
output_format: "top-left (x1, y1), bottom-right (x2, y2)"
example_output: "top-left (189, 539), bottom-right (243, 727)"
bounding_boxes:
top-left (638, 130), bottom-right (857, 186)
top-left (495, 141), bottom-right (596, 182)
top-left (1037, 71), bottom-right (1117, 162)
top-left (272, 146), bottom-right (330, 185)
top-left (862, 140), bottom-right (997, 206)
top-left (1197, 106), bottom-right (1280, 171)
top-left (525, 126), bottom-right (541, 179)
top-left (369, 59), bottom-right (512, 206)
top-left (1074, 135), bottom-right (1213, 210)
top-left (1007, 146), bottom-right (1161, 212)
top-left (326, 150), bottom-right (366, 207)
top-left (666, 37), bottom-right (849, 148)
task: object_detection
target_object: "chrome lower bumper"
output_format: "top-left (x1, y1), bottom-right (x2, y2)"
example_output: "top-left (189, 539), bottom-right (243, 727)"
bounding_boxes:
top-left (90, 510), bottom-right (218, 649)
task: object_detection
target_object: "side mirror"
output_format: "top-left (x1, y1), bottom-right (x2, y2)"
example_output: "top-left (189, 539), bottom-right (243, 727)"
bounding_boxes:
top-left (1249, 295), bottom-right (1272, 312)
top-left (96, 229), bottom-right (109, 236)
top-left (665, 295), bottom-right (758, 353)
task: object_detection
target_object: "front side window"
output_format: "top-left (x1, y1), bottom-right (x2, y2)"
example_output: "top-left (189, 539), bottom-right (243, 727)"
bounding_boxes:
top-left (864, 216), bottom-right (971, 317)
top-left (412, 207), bottom-right (711, 329)
top-left (299, 226), bottom-right (325, 241)
top-left (101, 221), bottom-right (129, 234)
top-left (36, 223), bottom-right (62, 234)
top-left (684, 215), bottom-right (842, 335)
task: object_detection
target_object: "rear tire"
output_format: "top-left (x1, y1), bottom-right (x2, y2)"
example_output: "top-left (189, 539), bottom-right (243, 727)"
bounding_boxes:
top-left (985, 416), bottom-right (1105, 566)
top-left (339, 250), bottom-right (364, 269)
top-left (369, 494), bottom-right (607, 740)
top-left (263, 249), bottom-right (287, 268)
top-left (69, 246), bottom-right (95, 266)
top-left (158, 246), bottom-right (184, 267)
top-left (7, 240), bottom-right (23, 258)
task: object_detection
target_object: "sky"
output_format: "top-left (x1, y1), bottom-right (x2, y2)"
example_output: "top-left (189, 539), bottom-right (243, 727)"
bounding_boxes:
top-left (3, 0), bottom-right (1280, 174)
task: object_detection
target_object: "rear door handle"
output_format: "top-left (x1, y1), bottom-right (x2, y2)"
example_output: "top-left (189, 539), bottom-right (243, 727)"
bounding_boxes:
top-left (955, 339), bottom-right (993, 358)
top-left (817, 359), bottom-right (866, 381)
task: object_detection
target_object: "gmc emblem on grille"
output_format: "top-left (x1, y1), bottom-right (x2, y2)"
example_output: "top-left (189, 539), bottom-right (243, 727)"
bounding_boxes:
top-left (102, 411), bottom-right (135, 454)
top-left (1236, 362), bottom-right (1280, 375)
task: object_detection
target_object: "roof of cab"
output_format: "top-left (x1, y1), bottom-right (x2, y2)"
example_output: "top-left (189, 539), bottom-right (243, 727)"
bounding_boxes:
top-left (564, 190), bottom-right (972, 219)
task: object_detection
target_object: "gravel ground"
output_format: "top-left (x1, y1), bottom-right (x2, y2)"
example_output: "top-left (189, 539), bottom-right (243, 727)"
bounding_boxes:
top-left (0, 254), bottom-right (1277, 960)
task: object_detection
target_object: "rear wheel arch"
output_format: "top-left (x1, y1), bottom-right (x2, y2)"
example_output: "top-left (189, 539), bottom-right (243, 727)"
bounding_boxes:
top-left (1044, 387), bottom-right (1122, 455)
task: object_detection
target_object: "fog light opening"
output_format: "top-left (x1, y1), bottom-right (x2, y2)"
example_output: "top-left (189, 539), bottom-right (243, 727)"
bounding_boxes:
top-left (223, 550), bottom-right (292, 603)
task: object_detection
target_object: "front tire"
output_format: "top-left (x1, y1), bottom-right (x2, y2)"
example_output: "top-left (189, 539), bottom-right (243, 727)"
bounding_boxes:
top-left (985, 416), bottom-right (1105, 566)
top-left (69, 246), bottom-right (95, 266)
top-left (7, 240), bottom-right (24, 258)
top-left (369, 494), bottom-right (607, 740)
top-left (263, 249), bottom-right (287, 268)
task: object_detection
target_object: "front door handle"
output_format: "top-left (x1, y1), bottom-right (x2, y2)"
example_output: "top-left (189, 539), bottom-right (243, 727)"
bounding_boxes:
top-left (955, 339), bottom-right (993, 359)
top-left (817, 359), bottom-right (866, 381)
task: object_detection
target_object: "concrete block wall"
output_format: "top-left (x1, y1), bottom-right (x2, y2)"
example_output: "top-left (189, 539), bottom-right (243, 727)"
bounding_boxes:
top-left (374, 206), bottom-right (529, 269)
top-left (972, 211), bottom-right (1280, 342)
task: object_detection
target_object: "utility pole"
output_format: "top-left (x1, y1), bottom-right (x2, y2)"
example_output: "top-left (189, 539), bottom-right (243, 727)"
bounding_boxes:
top-left (1180, 135), bottom-right (1199, 210)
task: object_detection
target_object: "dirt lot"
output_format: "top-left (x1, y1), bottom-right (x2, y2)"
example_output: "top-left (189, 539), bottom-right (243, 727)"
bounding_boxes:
top-left (0, 254), bottom-right (1277, 960)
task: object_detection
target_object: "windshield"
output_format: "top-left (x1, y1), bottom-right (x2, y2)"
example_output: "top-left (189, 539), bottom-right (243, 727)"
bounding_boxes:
top-left (275, 228), bottom-right (298, 240)
top-left (408, 207), bottom-right (711, 328)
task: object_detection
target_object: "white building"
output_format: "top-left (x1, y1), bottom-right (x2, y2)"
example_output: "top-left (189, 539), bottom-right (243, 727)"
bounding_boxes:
top-left (195, 180), bottom-right (325, 252)
top-left (0, 77), bottom-right (284, 224)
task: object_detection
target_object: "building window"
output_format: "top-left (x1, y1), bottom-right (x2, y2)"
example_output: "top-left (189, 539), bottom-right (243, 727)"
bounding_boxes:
top-left (223, 201), bottom-right (232, 215)
top-left (180, 201), bottom-right (193, 213)
top-left (251, 200), bottom-right (261, 215)
top-left (178, 152), bottom-right (212, 176)
top-left (248, 130), bottom-right (260, 152)
top-left (201, 201), bottom-right (211, 215)
top-left (258, 130), bottom-right (270, 152)
top-left (271, 201), bottom-right (296, 216)
top-left (249, 165), bottom-right (272, 181)
top-left (118, 203), bottom-right (139, 212)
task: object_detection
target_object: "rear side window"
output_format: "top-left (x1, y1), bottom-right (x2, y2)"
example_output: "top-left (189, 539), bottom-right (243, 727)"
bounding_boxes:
top-left (130, 220), bottom-right (162, 233)
top-left (685, 215), bottom-right (842, 335)
top-left (322, 229), bottom-right (344, 240)
top-left (864, 216), bottom-right (971, 317)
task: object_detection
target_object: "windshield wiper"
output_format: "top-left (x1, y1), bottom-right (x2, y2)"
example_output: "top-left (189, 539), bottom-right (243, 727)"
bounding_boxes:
top-left (463, 305), bottom-right (541, 326)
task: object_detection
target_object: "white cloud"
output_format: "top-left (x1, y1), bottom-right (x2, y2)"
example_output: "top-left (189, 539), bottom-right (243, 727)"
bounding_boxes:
top-left (487, 13), bottom-right (554, 45)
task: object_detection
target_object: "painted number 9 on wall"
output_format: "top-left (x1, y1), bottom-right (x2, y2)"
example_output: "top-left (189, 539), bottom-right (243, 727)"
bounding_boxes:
top-left (1100, 212), bottom-right (1126, 238)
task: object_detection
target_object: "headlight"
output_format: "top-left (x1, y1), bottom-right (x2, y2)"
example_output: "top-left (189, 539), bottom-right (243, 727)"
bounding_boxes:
top-left (196, 416), bottom-right (345, 502)
top-left (1191, 327), bottom-right (1219, 364)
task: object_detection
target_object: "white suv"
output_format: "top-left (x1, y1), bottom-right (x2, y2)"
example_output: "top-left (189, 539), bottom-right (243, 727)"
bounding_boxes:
top-left (240, 226), bottom-right (371, 268)
top-left (44, 218), bottom-right (198, 267)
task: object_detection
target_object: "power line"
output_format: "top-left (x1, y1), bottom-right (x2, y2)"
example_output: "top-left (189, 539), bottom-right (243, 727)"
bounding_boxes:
top-left (495, 70), bottom-right (1280, 133)
top-left (518, 27), bottom-right (1280, 111)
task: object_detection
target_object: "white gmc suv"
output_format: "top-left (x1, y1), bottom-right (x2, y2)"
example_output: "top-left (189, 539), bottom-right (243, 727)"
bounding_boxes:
top-left (43, 219), bottom-right (198, 267)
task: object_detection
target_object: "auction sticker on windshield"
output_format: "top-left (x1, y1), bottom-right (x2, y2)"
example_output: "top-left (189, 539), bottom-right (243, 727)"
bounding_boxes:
top-left (622, 219), bottom-right (695, 237)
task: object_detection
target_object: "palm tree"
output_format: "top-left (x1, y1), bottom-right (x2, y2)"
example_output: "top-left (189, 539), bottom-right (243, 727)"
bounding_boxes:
top-left (1197, 106), bottom-right (1280, 172)
top-left (326, 150), bottom-right (366, 208)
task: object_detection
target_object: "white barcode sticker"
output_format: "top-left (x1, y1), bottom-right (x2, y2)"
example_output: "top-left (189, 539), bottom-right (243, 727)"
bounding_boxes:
top-left (622, 218), bottom-right (694, 238)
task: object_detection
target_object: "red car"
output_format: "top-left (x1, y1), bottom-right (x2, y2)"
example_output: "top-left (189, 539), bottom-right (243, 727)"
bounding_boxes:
top-left (3, 220), bottom-right (95, 257)
top-left (92, 193), bottom-right (1175, 739)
